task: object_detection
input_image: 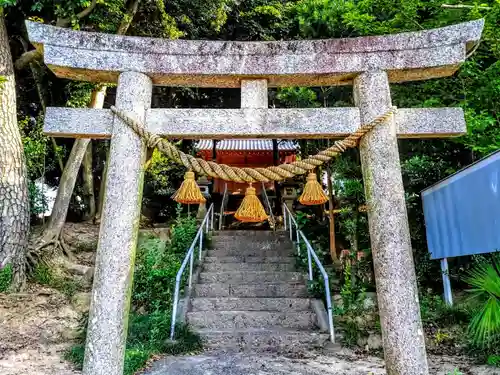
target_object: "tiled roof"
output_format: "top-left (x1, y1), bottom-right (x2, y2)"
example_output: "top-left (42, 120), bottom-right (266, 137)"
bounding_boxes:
top-left (195, 139), bottom-right (297, 151)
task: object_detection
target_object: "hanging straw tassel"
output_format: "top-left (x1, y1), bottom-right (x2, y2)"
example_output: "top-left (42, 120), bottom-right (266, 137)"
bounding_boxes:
top-left (234, 185), bottom-right (269, 223)
top-left (173, 171), bottom-right (206, 204)
top-left (299, 172), bottom-right (328, 206)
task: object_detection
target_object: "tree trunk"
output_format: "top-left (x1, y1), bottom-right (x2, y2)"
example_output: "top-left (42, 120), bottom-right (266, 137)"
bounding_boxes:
top-left (43, 87), bottom-right (106, 236)
top-left (94, 144), bottom-right (109, 224)
top-left (82, 142), bottom-right (96, 221)
top-left (326, 167), bottom-right (337, 261)
top-left (0, 11), bottom-right (30, 290)
top-left (44, 138), bottom-right (91, 238)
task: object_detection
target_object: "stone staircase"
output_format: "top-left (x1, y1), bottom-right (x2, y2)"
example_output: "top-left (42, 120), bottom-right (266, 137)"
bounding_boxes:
top-left (186, 230), bottom-right (329, 351)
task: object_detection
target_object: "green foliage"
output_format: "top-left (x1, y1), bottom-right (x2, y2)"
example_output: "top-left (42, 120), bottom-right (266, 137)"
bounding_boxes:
top-left (339, 259), bottom-right (366, 314)
top-left (123, 348), bottom-right (151, 375)
top-left (144, 150), bottom-right (186, 221)
top-left (28, 181), bottom-right (48, 217)
top-left (487, 354), bottom-right (500, 367)
top-left (419, 294), bottom-right (471, 327)
top-left (446, 370), bottom-right (463, 375)
top-left (32, 264), bottom-right (80, 298)
top-left (132, 236), bottom-right (181, 312)
top-left (0, 264), bottom-right (13, 292)
top-left (63, 345), bottom-right (85, 369)
top-left (65, 82), bottom-right (95, 108)
top-left (18, 116), bottom-right (53, 180)
top-left (340, 319), bottom-right (360, 347)
top-left (276, 87), bottom-right (320, 108)
top-left (18, 115), bottom-right (55, 217)
top-left (169, 205), bottom-right (198, 255)
top-left (154, 0), bottom-right (184, 39)
top-left (464, 256), bottom-right (500, 348)
top-left (67, 214), bottom-right (203, 373)
top-left (0, 0), bottom-right (16, 8)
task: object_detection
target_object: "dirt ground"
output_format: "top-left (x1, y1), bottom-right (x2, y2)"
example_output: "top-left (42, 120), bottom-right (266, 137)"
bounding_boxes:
top-left (0, 223), bottom-right (498, 375)
top-left (144, 349), bottom-right (498, 375)
top-left (0, 286), bottom-right (81, 375)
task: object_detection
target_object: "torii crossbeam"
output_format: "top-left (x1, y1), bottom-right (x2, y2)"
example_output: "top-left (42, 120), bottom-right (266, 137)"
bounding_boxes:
top-left (27, 19), bottom-right (484, 375)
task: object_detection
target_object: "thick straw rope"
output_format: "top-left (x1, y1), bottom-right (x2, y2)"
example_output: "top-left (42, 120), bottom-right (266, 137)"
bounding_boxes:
top-left (110, 106), bottom-right (397, 183)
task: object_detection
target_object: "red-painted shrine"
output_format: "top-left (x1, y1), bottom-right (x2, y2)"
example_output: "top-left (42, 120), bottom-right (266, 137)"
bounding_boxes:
top-left (196, 139), bottom-right (297, 194)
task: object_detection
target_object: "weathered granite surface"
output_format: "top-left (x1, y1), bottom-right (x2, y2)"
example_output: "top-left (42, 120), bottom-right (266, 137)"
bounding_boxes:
top-left (241, 80), bottom-right (268, 108)
top-left (354, 71), bottom-right (428, 375)
top-left (43, 107), bottom-right (465, 139)
top-left (82, 72), bottom-right (152, 375)
top-left (26, 20), bottom-right (483, 87)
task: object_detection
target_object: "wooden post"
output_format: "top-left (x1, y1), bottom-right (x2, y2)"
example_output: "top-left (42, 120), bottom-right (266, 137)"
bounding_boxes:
top-left (326, 167), bottom-right (337, 261)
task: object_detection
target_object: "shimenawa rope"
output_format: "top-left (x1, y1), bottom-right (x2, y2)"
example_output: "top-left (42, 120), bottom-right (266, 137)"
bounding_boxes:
top-left (110, 106), bottom-right (397, 183)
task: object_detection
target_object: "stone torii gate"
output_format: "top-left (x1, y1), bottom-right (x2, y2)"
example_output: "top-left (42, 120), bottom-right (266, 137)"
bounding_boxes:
top-left (27, 20), bottom-right (483, 375)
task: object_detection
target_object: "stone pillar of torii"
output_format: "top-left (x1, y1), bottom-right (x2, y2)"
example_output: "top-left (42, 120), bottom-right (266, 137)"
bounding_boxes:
top-left (27, 19), bottom-right (484, 375)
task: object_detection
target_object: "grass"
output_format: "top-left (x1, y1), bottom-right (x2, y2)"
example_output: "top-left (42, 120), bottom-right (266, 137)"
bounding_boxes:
top-left (32, 263), bottom-right (81, 298)
top-left (0, 264), bottom-right (13, 292)
top-left (65, 218), bottom-right (204, 374)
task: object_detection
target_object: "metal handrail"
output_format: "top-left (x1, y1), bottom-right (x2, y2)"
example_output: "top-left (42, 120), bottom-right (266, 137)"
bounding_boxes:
top-left (283, 203), bottom-right (335, 343)
top-left (261, 182), bottom-right (276, 232)
top-left (170, 203), bottom-right (214, 340)
top-left (218, 183), bottom-right (228, 231)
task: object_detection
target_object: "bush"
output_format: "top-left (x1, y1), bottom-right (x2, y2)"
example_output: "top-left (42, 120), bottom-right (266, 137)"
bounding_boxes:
top-left (32, 264), bottom-right (80, 298)
top-left (132, 237), bottom-right (181, 312)
top-left (420, 294), bottom-right (471, 327)
top-left (0, 264), bottom-right (13, 292)
top-left (64, 345), bottom-right (85, 370)
top-left (487, 354), bottom-right (500, 367)
top-left (169, 205), bottom-right (198, 255)
top-left (28, 181), bottom-right (48, 218)
top-left (67, 210), bottom-right (203, 373)
top-left (464, 256), bottom-right (500, 349)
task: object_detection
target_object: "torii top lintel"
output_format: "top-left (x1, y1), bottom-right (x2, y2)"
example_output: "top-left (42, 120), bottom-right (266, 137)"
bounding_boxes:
top-left (26, 20), bottom-right (484, 88)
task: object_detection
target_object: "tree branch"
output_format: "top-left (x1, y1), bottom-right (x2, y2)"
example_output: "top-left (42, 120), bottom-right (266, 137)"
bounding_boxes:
top-left (76, 0), bottom-right (98, 19)
top-left (117, 0), bottom-right (141, 35)
top-left (56, 0), bottom-right (98, 27)
top-left (441, 4), bottom-right (491, 10)
top-left (15, 49), bottom-right (42, 70)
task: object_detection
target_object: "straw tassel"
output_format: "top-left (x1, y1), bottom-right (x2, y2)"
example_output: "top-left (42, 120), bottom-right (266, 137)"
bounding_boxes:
top-left (173, 171), bottom-right (206, 204)
top-left (234, 185), bottom-right (269, 223)
top-left (299, 172), bottom-right (328, 206)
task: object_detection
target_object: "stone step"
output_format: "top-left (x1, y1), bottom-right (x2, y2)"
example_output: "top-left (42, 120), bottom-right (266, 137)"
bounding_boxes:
top-left (187, 310), bottom-right (317, 330)
top-left (194, 282), bottom-right (308, 298)
top-left (198, 271), bottom-right (303, 284)
top-left (210, 241), bottom-right (291, 252)
top-left (214, 230), bottom-right (285, 237)
top-left (197, 328), bottom-right (330, 350)
top-left (190, 297), bottom-right (311, 312)
top-left (203, 262), bottom-right (296, 272)
top-left (207, 248), bottom-right (292, 257)
top-left (204, 256), bottom-right (296, 264)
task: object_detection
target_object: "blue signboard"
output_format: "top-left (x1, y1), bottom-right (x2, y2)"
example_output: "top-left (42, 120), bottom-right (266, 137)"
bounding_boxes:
top-left (422, 150), bottom-right (500, 260)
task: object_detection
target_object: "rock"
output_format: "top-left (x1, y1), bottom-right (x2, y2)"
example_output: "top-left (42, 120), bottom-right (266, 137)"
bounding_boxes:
top-left (63, 260), bottom-right (94, 282)
top-left (71, 292), bottom-right (91, 313)
top-left (366, 332), bottom-right (383, 350)
top-left (363, 292), bottom-right (377, 309)
top-left (355, 316), bottom-right (365, 328)
top-left (61, 328), bottom-right (80, 341)
top-left (357, 335), bottom-right (368, 347)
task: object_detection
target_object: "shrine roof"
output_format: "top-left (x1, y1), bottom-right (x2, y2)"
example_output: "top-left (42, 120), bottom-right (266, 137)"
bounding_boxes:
top-left (27, 20), bottom-right (484, 87)
top-left (196, 139), bottom-right (297, 152)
